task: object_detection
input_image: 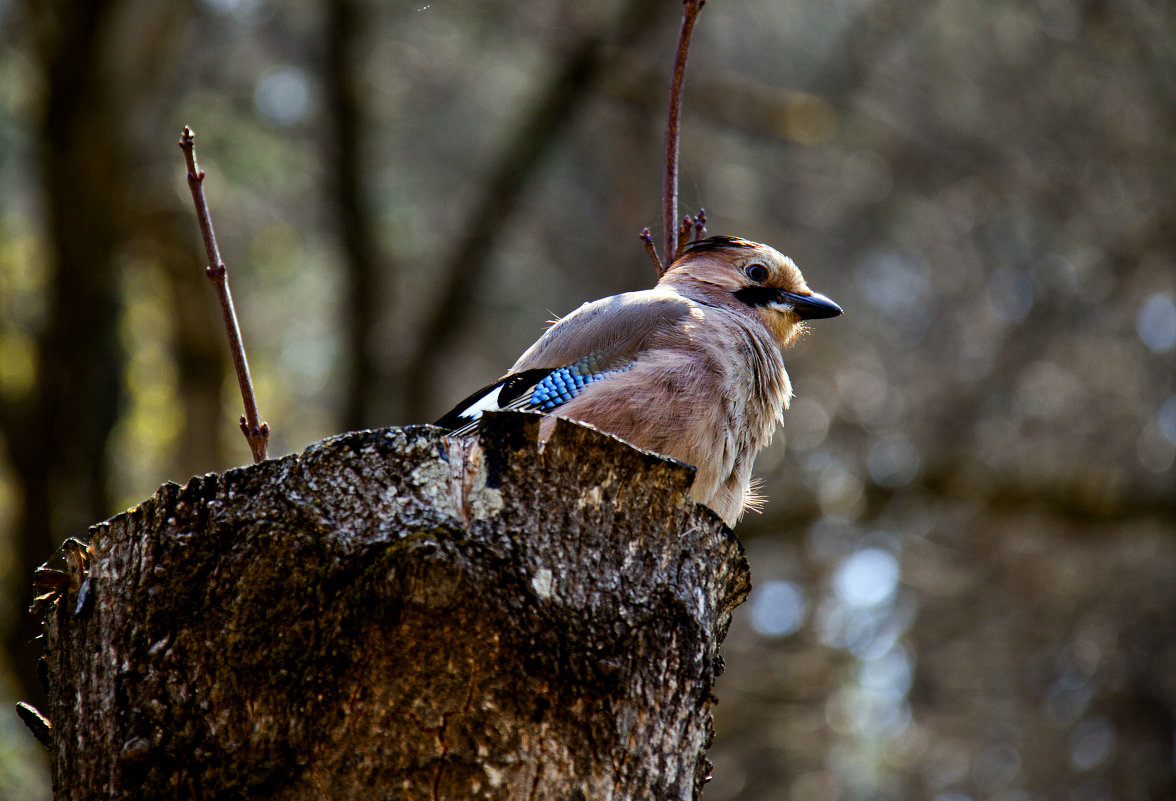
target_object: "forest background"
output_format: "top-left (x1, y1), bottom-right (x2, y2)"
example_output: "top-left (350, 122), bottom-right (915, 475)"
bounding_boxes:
top-left (1, 0), bottom-right (1174, 799)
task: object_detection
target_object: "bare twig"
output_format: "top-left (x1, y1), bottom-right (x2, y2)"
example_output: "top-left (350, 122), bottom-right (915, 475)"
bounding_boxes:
top-left (662, 208), bottom-right (706, 272)
top-left (659, 0), bottom-right (706, 276)
top-left (676, 214), bottom-right (694, 255)
top-left (640, 228), bottom-right (661, 274)
top-left (692, 207), bottom-right (707, 241)
top-left (178, 127), bottom-right (269, 464)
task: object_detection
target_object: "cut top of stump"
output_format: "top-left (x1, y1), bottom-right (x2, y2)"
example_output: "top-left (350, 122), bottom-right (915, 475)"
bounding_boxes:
top-left (39, 411), bottom-right (750, 801)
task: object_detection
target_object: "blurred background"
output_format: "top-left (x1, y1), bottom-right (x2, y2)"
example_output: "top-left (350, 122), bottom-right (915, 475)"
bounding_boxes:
top-left (1, 0), bottom-right (1174, 798)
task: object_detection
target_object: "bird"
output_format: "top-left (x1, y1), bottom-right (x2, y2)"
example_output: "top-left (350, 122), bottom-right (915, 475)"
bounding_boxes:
top-left (435, 235), bottom-right (842, 526)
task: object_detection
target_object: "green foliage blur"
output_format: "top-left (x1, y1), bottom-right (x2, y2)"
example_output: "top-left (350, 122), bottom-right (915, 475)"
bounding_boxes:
top-left (1, 0), bottom-right (1174, 799)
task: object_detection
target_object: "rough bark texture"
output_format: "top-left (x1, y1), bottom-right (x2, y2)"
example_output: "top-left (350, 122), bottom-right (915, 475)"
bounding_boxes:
top-left (38, 412), bottom-right (749, 800)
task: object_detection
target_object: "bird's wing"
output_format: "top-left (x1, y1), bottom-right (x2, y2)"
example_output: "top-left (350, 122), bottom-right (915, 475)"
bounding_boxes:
top-left (435, 290), bottom-right (693, 435)
top-left (433, 368), bottom-right (552, 433)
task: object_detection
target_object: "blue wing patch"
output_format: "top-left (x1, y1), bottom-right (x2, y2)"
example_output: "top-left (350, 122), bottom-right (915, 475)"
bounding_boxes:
top-left (435, 355), bottom-right (632, 435)
top-left (529, 356), bottom-right (632, 411)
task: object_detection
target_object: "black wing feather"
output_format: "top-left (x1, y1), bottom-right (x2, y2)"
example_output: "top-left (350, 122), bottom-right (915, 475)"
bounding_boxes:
top-left (434, 368), bottom-right (555, 433)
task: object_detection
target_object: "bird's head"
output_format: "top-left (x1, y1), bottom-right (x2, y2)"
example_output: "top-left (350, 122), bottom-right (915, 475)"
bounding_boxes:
top-left (660, 235), bottom-right (843, 348)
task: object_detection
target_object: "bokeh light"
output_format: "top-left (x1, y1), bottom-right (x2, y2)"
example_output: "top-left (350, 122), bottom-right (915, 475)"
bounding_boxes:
top-left (1068, 717), bottom-right (1115, 773)
top-left (867, 434), bottom-right (922, 489)
top-left (749, 579), bottom-right (808, 638)
top-left (833, 547), bottom-right (901, 609)
top-left (254, 67), bottom-right (312, 127)
top-left (1136, 293), bottom-right (1176, 353)
top-left (1159, 395), bottom-right (1176, 444)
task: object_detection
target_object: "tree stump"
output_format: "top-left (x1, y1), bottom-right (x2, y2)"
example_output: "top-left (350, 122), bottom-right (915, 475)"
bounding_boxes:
top-left (36, 411), bottom-right (750, 800)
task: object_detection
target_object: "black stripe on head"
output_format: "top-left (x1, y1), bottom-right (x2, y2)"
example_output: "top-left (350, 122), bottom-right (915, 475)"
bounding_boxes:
top-left (733, 286), bottom-right (782, 307)
top-left (735, 287), bottom-right (845, 319)
top-left (680, 235), bottom-right (759, 256)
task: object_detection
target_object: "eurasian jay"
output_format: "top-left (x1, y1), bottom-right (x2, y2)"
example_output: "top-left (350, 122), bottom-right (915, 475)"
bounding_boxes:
top-left (435, 235), bottom-right (842, 526)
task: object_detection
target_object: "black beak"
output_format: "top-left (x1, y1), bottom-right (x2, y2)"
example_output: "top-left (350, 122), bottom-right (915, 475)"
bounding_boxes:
top-left (779, 290), bottom-right (843, 320)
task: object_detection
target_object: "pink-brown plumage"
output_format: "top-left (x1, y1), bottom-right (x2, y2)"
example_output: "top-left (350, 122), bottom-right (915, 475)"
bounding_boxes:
top-left (437, 236), bottom-right (841, 526)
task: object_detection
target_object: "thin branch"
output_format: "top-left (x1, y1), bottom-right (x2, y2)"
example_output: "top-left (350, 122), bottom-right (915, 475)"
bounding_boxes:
top-left (639, 228), bottom-right (661, 274)
top-left (692, 207), bottom-right (706, 241)
top-left (178, 127), bottom-right (269, 464)
top-left (676, 213), bottom-right (694, 255)
top-left (654, 207), bottom-right (705, 278)
top-left (660, 0), bottom-right (706, 275)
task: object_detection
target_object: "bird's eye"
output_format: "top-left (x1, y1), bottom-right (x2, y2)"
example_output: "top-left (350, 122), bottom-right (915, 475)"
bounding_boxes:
top-left (746, 263), bottom-right (769, 282)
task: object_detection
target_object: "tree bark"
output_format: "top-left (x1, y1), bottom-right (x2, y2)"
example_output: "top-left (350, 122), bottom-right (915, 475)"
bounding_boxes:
top-left (36, 412), bottom-right (749, 800)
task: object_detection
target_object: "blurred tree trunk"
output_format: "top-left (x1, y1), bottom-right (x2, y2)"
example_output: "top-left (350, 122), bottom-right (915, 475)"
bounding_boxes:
top-left (2, 0), bottom-right (127, 705)
top-left (400, 0), bottom-right (669, 424)
top-left (325, 0), bottom-right (388, 431)
top-left (116, 0), bottom-right (231, 480)
top-left (38, 414), bottom-right (748, 800)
